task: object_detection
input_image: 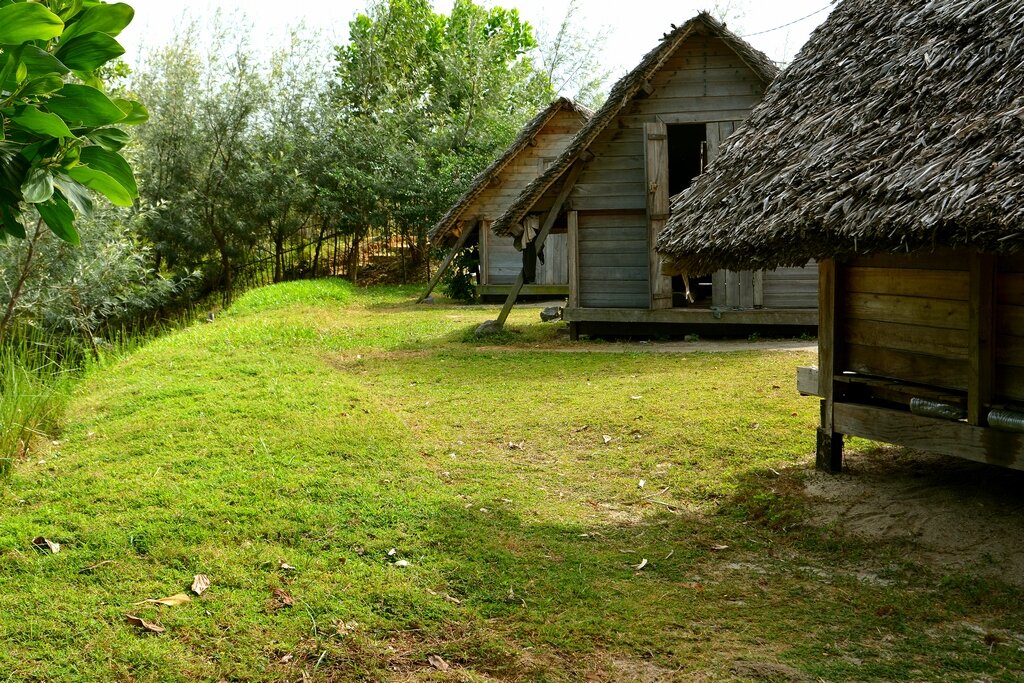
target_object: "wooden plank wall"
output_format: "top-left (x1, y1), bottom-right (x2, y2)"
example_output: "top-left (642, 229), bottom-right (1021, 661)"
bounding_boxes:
top-left (762, 263), bottom-right (819, 308)
top-left (841, 254), bottom-right (969, 391)
top-left (578, 212), bottom-right (649, 308)
top-left (486, 227), bottom-right (568, 285)
top-left (995, 254), bottom-right (1024, 401)
top-left (572, 30), bottom-right (766, 310)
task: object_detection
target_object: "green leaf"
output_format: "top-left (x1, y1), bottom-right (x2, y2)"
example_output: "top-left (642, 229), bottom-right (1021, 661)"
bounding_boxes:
top-left (0, 3), bottom-right (65, 44)
top-left (0, 205), bottom-right (26, 239)
top-left (21, 73), bottom-right (64, 95)
top-left (21, 166), bottom-right (54, 203)
top-left (79, 145), bottom-right (136, 196)
top-left (11, 106), bottom-right (75, 138)
top-left (55, 31), bottom-right (125, 71)
top-left (84, 126), bottom-right (129, 151)
top-left (36, 194), bottom-right (79, 244)
top-left (53, 172), bottom-right (93, 216)
top-left (113, 98), bottom-right (148, 125)
top-left (66, 163), bottom-right (131, 205)
top-left (44, 83), bottom-right (126, 126)
top-left (61, 2), bottom-right (133, 42)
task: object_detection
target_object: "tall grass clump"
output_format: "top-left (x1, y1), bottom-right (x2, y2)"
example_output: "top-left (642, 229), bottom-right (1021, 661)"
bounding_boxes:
top-left (0, 331), bottom-right (72, 479)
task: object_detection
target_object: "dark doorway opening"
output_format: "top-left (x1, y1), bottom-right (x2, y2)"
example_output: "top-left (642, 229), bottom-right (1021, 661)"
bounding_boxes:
top-left (667, 124), bottom-right (711, 306)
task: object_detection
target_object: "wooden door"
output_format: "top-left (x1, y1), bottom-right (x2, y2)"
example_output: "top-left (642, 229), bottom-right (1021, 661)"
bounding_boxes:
top-left (645, 121), bottom-right (672, 310)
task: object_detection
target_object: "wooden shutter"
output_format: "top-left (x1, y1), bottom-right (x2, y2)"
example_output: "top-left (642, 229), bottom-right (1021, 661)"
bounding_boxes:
top-left (645, 121), bottom-right (672, 310)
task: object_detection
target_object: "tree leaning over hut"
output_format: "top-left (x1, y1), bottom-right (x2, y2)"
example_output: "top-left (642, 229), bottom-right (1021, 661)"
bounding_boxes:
top-left (658, 0), bottom-right (1024, 472)
top-left (0, 0), bottom-right (146, 245)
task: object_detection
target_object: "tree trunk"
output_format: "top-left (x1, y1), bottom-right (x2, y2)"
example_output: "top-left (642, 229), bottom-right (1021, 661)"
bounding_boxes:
top-left (0, 219), bottom-right (44, 340)
top-left (273, 230), bottom-right (284, 283)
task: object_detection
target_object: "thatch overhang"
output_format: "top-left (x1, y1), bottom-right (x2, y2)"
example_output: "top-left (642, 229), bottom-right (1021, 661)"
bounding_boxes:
top-left (658, 0), bottom-right (1024, 276)
top-left (428, 97), bottom-right (592, 245)
top-left (491, 12), bottom-right (779, 238)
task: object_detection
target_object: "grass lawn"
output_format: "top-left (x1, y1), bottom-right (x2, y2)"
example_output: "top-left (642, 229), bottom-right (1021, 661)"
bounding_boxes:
top-left (1, 280), bottom-right (1022, 682)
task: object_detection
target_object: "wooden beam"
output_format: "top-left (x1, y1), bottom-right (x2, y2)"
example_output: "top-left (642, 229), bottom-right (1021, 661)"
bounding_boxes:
top-left (479, 220), bottom-right (491, 285)
top-left (797, 366), bottom-right (819, 396)
top-left (561, 306), bottom-right (818, 326)
top-left (567, 211), bottom-right (580, 309)
top-left (418, 222), bottom-right (479, 303)
top-left (490, 162), bottom-right (585, 330)
top-left (968, 252), bottom-right (996, 425)
top-left (833, 402), bottom-right (1024, 472)
top-left (816, 259), bottom-right (843, 473)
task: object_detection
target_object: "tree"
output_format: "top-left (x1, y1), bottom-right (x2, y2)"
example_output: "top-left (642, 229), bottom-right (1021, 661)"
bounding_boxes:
top-left (533, 0), bottom-right (611, 110)
top-left (0, 0), bottom-right (147, 245)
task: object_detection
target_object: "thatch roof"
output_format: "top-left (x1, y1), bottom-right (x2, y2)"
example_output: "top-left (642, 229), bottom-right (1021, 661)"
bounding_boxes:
top-left (658, 0), bottom-right (1024, 276)
top-left (492, 12), bottom-right (779, 238)
top-left (428, 97), bottom-right (592, 244)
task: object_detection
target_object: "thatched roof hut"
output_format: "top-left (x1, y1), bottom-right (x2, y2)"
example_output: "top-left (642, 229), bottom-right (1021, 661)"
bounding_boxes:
top-left (429, 97), bottom-right (592, 245)
top-left (659, 0), bottom-right (1024, 473)
top-left (492, 12), bottom-right (778, 239)
top-left (658, 0), bottom-right (1024, 276)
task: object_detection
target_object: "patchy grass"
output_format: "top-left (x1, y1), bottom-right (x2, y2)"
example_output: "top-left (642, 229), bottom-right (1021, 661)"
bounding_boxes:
top-left (0, 280), bottom-right (1021, 682)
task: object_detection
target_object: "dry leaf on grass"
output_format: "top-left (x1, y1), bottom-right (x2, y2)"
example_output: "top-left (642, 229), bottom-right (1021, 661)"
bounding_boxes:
top-left (137, 593), bottom-right (192, 607)
top-left (428, 654), bottom-right (451, 671)
top-left (394, 560), bottom-right (410, 568)
top-left (191, 574), bottom-right (211, 595)
top-left (125, 614), bottom-right (165, 634)
top-left (32, 537), bottom-right (60, 554)
top-left (272, 588), bottom-right (295, 608)
top-left (602, 435), bottom-right (612, 444)
top-left (638, 479), bottom-right (646, 489)
top-left (634, 558), bottom-right (648, 571)
top-left (507, 441), bottom-right (524, 450)
top-left (711, 544), bottom-right (730, 552)
top-left (278, 561), bottom-right (296, 571)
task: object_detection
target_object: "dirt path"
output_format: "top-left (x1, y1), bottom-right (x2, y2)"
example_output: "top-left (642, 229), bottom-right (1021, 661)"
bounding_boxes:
top-left (804, 447), bottom-right (1024, 586)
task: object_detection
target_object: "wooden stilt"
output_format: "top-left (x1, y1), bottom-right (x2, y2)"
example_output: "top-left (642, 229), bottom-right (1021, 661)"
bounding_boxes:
top-left (816, 258), bottom-right (844, 473)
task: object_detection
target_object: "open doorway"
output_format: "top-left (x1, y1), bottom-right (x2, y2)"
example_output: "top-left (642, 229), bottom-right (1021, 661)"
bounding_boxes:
top-left (667, 124), bottom-right (712, 307)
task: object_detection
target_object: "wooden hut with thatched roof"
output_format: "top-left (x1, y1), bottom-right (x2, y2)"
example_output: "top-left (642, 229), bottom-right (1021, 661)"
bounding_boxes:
top-left (487, 13), bottom-right (817, 337)
top-left (420, 98), bottom-right (591, 302)
top-left (658, 0), bottom-right (1024, 472)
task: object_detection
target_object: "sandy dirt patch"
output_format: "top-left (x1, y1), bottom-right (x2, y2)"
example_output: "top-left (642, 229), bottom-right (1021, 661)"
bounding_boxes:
top-left (804, 446), bottom-right (1024, 585)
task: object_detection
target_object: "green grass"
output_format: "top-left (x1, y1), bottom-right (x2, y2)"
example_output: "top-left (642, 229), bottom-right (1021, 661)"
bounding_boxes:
top-left (0, 279), bottom-right (1022, 681)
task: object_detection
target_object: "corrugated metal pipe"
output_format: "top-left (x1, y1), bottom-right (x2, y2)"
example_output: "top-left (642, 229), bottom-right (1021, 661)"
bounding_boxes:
top-left (987, 409), bottom-right (1024, 433)
top-left (909, 398), bottom-right (966, 421)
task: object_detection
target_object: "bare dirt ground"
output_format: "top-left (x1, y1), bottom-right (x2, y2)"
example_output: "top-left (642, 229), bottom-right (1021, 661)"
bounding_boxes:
top-left (804, 445), bottom-right (1024, 586)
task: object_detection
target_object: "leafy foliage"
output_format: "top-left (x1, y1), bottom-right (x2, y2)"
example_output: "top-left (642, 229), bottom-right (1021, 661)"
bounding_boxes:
top-left (0, 0), bottom-right (147, 244)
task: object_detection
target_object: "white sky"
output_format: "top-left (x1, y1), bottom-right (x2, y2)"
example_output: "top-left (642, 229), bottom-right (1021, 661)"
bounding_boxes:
top-left (119, 0), bottom-right (835, 78)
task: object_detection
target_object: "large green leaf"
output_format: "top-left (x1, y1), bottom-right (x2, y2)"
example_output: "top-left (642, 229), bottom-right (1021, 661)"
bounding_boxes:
top-left (84, 126), bottom-right (129, 151)
top-left (55, 31), bottom-right (124, 71)
top-left (61, 2), bottom-right (133, 42)
top-left (36, 193), bottom-right (79, 244)
top-left (0, 205), bottom-right (26, 239)
top-left (0, 3), bottom-right (64, 44)
top-left (19, 45), bottom-right (70, 76)
top-left (66, 164), bottom-right (131, 206)
top-left (21, 166), bottom-right (54, 203)
top-left (44, 83), bottom-right (126, 127)
top-left (113, 97), bottom-right (148, 125)
top-left (11, 106), bottom-right (74, 138)
top-left (53, 172), bottom-right (93, 216)
top-left (79, 145), bottom-right (136, 196)
top-left (21, 73), bottom-right (64, 96)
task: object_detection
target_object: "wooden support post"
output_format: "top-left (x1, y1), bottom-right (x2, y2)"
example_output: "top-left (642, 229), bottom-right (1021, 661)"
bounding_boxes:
top-left (753, 269), bottom-right (764, 308)
top-left (479, 220), bottom-right (491, 286)
top-left (968, 252), bottom-right (996, 425)
top-left (567, 211), bottom-right (580, 309)
top-left (417, 221), bottom-right (479, 303)
top-left (645, 121), bottom-right (672, 310)
top-left (816, 259), bottom-right (844, 473)
top-left (489, 162), bottom-right (585, 331)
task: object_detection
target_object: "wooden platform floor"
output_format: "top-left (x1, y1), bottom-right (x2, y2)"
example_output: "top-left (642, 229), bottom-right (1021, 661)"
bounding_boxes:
top-left (564, 306), bottom-right (818, 326)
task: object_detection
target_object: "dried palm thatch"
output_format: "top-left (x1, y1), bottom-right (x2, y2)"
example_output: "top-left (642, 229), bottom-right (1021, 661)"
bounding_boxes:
top-left (491, 12), bottom-right (778, 238)
top-left (428, 97), bottom-right (592, 245)
top-left (659, 0), bottom-right (1024, 276)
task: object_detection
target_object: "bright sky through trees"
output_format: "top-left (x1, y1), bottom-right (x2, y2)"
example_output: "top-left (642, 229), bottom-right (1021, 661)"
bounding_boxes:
top-left (119, 0), bottom-right (835, 76)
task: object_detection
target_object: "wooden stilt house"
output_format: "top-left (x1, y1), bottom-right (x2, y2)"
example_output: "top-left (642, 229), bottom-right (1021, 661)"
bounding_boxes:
top-left (490, 13), bottom-right (817, 336)
top-left (659, 0), bottom-right (1024, 472)
top-left (421, 98), bottom-right (591, 302)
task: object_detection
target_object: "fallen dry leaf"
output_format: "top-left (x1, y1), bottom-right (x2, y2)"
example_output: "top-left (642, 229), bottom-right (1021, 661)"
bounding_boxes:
top-left (280, 654), bottom-right (294, 663)
top-left (630, 395), bottom-right (642, 400)
top-left (137, 593), bottom-right (192, 607)
top-left (125, 614), bottom-right (165, 634)
top-left (711, 544), bottom-right (730, 552)
top-left (279, 561), bottom-right (296, 572)
top-left (272, 588), bottom-right (295, 608)
top-left (191, 574), bottom-right (211, 595)
top-left (507, 441), bottom-right (524, 450)
top-left (428, 654), bottom-right (451, 671)
top-left (394, 560), bottom-right (410, 568)
top-left (602, 435), bottom-right (612, 444)
top-left (638, 479), bottom-right (646, 489)
top-left (32, 537), bottom-right (60, 554)
top-left (682, 582), bottom-right (705, 591)
top-left (571, 425), bottom-right (590, 433)
top-left (634, 558), bottom-right (648, 571)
